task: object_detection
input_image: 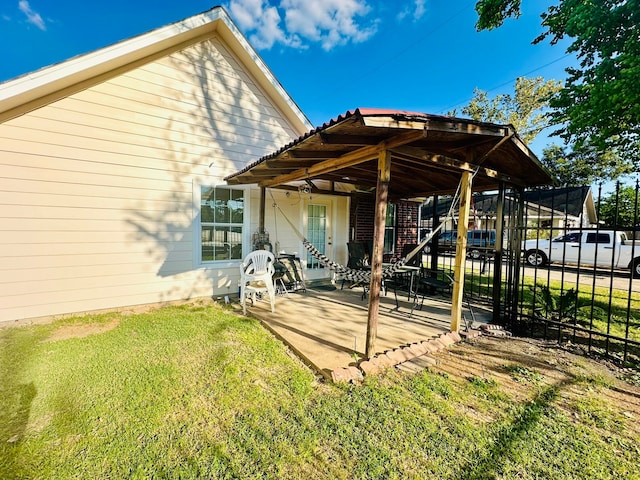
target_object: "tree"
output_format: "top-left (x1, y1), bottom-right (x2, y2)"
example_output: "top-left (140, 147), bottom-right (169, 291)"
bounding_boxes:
top-left (597, 184), bottom-right (639, 229)
top-left (475, 0), bottom-right (640, 178)
top-left (541, 141), bottom-right (631, 187)
top-left (451, 76), bottom-right (562, 144)
top-left (540, 144), bottom-right (591, 187)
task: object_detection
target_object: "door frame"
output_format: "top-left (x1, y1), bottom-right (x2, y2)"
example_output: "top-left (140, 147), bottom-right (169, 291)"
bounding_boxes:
top-left (301, 196), bottom-right (336, 281)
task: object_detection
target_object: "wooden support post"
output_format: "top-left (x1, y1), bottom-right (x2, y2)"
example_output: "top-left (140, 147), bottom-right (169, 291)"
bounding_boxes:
top-left (365, 149), bottom-right (391, 358)
top-left (258, 187), bottom-right (266, 234)
top-left (451, 171), bottom-right (472, 332)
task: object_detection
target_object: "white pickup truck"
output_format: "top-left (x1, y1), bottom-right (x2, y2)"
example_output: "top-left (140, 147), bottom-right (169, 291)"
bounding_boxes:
top-left (522, 230), bottom-right (640, 278)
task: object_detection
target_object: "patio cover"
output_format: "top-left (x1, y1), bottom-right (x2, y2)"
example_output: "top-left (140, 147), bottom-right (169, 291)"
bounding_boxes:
top-left (225, 108), bottom-right (555, 358)
top-left (224, 108), bottom-right (554, 198)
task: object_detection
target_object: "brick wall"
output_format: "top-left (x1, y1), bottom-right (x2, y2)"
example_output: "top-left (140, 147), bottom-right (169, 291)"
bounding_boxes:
top-left (394, 200), bottom-right (420, 260)
top-left (349, 193), bottom-right (420, 261)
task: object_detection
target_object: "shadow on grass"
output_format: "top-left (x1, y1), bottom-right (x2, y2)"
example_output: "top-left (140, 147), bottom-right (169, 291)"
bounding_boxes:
top-left (458, 380), bottom-right (567, 479)
top-left (0, 328), bottom-right (39, 475)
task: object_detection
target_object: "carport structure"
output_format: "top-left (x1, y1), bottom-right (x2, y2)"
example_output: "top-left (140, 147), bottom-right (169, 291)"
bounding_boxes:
top-left (225, 108), bottom-right (554, 358)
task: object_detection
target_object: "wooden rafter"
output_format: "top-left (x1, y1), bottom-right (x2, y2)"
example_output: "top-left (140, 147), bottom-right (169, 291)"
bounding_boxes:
top-left (259, 129), bottom-right (427, 188)
top-left (389, 148), bottom-right (525, 185)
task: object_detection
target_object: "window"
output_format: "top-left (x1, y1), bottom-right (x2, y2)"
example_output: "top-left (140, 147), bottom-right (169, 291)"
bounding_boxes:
top-left (384, 204), bottom-right (396, 254)
top-left (553, 232), bottom-right (582, 243)
top-left (307, 204), bottom-right (327, 269)
top-left (586, 233), bottom-right (611, 244)
top-left (200, 186), bottom-right (244, 262)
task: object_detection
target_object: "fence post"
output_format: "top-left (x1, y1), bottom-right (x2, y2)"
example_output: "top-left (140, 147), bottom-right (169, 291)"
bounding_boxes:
top-left (492, 182), bottom-right (505, 322)
top-left (509, 187), bottom-right (525, 328)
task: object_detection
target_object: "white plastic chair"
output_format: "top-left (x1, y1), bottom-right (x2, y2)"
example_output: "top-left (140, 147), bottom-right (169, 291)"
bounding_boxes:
top-left (239, 250), bottom-right (276, 315)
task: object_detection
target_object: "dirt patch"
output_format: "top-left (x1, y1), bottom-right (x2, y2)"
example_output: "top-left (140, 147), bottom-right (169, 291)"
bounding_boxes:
top-left (45, 318), bottom-right (120, 342)
top-left (431, 335), bottom-right (640, 432)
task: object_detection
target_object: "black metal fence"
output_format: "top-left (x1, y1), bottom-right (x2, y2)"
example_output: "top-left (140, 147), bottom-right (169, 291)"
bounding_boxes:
top-left (425, 182), bottom-right (640, 367)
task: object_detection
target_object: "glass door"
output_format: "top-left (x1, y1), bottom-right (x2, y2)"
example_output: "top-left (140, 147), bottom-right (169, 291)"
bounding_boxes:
top-left (305, 202), bottom-right (332, 280)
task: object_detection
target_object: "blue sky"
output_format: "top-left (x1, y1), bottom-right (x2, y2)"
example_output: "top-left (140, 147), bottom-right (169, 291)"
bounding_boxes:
top-left (1, 0), bottom-right (578, 158)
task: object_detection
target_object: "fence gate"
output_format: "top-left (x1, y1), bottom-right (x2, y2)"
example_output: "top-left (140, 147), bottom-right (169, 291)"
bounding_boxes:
top-left (507, 183), bottom-right (639, 366)
top-left (425, 182), bottom-right (639, 366)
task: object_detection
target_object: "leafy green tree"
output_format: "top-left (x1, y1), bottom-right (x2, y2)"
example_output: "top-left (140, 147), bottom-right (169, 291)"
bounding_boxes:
top-left (475, 0), bottom-right (640, 177)
top-left (452, 76), bottom-right (561, 144)
top-left (541, 142), bottom-right (631, 187)
top-left (597, 184), bottom-right (639, 228)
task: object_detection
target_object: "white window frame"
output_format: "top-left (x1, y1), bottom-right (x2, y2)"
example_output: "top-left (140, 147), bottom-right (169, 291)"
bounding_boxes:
top-left (195, 184), bottom-right (250, 268)
top-left (384, 204), bottom-right (396, 255)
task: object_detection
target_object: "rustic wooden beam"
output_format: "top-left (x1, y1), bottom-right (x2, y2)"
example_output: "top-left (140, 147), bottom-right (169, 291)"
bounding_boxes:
top-left (247, 169), bottom-right (298, 177)
top-left (319, 133), bottom-right (383, 145)
top-left (389, 148), bottom-right (522, 185)
top-left (269, 184), bottom-right (353, 196)
top-left (264, 158), bottom-right (322, 168)
top-left (451, 170), bottom-right (472, 332)
top-left (475, 133), bottom-right (514, 165)
top-left (362, 116), bottom-right (508, 137)
top-left (281, 150), bottom-right (340, 159)
top-left (259, 129), bottom-right (426, 188)
top-left (366, 149), bottom-right (391, 359)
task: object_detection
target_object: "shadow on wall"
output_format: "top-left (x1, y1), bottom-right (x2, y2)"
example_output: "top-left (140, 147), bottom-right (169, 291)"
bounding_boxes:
top-left (123, 38), bottom-right (295, 300)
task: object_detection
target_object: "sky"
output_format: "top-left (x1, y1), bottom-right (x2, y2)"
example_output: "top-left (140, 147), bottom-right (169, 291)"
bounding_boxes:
top-left (1, 0), bottom-right (579, 160)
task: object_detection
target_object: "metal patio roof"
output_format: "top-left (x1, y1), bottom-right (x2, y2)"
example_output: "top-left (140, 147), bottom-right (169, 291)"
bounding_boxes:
top-left (225, 108), bottom-right (555, 198)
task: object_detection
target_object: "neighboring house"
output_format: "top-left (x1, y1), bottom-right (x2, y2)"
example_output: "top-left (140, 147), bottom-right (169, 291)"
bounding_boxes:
top-left (522, 186), bottom-right (597, 229)
top-left (0, 7), bottom-right (328, 323)
top-left (421, 186), bottom-right (597, 234)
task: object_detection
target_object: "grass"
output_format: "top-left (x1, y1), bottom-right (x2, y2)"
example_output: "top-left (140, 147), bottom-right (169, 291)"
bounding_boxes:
top-left (2, 302), bottom-right (639, 479)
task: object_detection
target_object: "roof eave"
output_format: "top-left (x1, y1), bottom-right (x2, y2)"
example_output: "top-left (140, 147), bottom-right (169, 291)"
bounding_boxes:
top-left (0, 7), bottom-right (312, 133)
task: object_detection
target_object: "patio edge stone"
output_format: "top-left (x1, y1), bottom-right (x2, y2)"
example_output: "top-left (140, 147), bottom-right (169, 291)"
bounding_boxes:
top-left (460, 329), bottom-right (483, 340)
top-left (331, 366), bottom-right (364, 383)
top-left (332, 330), bottom-right (467, 382)
top-left (437, 332), bottom-right (455, 346)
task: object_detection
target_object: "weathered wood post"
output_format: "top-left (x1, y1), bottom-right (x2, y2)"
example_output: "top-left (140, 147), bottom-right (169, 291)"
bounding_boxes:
top-left (451, 170), bottom-right (472, 332)
top-left (258, 187), bottom-right (266, 234)
top-left (365, 149), bottom-right (391, 358)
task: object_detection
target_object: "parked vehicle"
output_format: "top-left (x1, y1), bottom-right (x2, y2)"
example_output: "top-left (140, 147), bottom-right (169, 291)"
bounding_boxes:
top-left (522, 230), bottom-right (640, 278)
top-left (425, 229), bottom-right (496, 259)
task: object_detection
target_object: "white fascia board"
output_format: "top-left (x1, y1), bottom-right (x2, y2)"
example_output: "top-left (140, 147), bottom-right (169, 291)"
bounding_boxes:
top-left (0, 7), bottom-right (312, 135)
top-left (0, 9), bottom-right (221, 113)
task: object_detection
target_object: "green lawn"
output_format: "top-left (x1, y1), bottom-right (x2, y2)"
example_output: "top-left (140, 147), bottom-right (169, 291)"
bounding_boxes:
top-left (2, 302), bottom-right (639, 479)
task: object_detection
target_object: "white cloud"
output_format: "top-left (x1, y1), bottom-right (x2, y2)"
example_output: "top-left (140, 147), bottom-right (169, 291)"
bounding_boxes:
top-left (18, 0), bottom-right (46, 31)
top-left (226, 0), bottom-right (377, 51)
top-left (397, 0), bottom-right (427, 22)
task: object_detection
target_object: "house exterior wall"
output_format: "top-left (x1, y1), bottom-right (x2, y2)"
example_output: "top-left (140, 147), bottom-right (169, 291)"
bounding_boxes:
top-left (249, 188), bottom-right (350, 269)
top-left (0, 36), bottom-right (302, 323)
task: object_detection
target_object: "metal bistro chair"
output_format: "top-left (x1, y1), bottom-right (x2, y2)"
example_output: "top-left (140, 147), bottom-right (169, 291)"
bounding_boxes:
top-left (240, 250), bottom-right (276, 315)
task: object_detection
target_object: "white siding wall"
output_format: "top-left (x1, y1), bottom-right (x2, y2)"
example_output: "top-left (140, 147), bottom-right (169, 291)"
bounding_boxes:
top-left (0, 36), bottom-right (299, 322)
top-left (253, 189), bottom-right (350, 268)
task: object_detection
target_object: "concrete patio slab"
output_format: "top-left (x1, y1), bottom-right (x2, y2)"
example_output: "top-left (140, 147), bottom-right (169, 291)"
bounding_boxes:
top-left (238, 283), bottom-right (491, 379)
